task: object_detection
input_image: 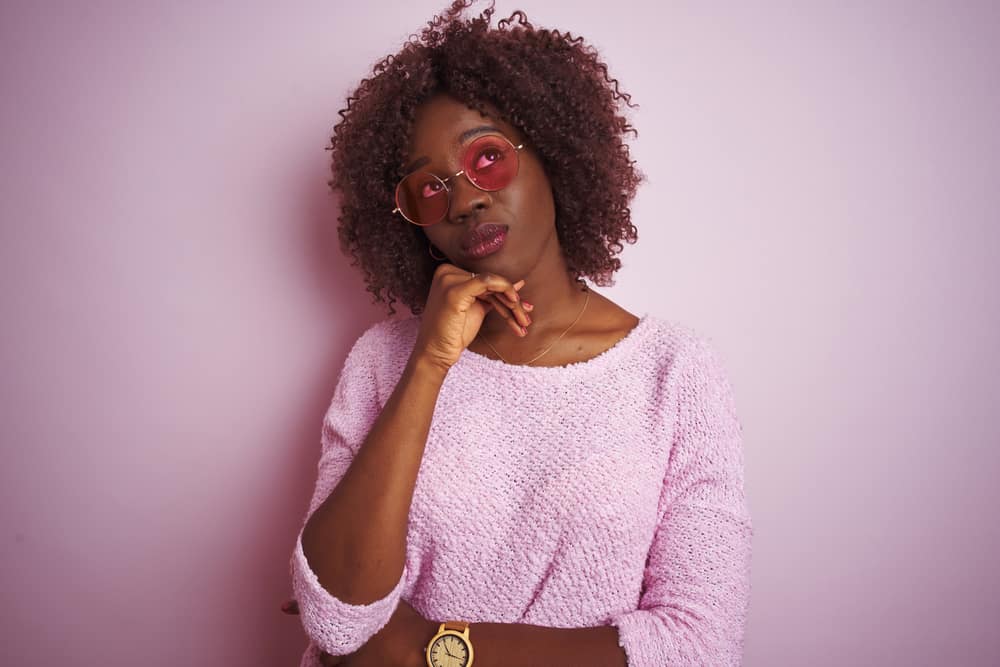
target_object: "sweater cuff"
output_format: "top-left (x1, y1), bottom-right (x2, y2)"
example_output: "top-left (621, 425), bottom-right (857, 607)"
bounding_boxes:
top-left (609, 609), bottom-right (646, 667)
top-left (610, 608), bottom-right (684, 667)
top-left (290, 529), bottom-right (408, 656)
top-left (609, 607), bottom-right (741, 667)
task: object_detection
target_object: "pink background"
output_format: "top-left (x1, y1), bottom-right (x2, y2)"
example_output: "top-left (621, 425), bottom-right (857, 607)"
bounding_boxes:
top-left (2, 1), bottom-right (998, 664)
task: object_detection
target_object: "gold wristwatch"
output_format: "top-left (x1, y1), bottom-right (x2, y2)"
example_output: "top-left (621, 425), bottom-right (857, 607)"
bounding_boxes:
top-left (425, 620), bottom-right (474, 667)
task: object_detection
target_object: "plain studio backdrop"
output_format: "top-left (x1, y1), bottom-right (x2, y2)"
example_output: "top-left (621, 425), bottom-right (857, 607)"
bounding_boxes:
top-left (1, 1), bottom-right (998, 665)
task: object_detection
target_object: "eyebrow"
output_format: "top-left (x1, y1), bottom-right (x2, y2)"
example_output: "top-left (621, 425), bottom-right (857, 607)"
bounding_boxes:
top-left (401, 124), bottom-right (505, 175)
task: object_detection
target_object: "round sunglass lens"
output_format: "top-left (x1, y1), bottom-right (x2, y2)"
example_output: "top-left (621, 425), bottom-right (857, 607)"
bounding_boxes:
top-left (463, 135), bottom-right (519, 191)
top-left (395, 172), bottom-right (449, 226)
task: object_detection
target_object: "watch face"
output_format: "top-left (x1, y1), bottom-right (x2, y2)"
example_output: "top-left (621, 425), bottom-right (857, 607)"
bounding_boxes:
top-left (428, 633), bottom-right (470, 667)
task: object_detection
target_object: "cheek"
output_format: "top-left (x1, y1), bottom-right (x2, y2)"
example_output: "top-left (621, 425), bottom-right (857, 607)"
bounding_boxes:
top-left (511, 162), bottom-right (555, 223)
top-left (423, 227), bottom-right (447, 248)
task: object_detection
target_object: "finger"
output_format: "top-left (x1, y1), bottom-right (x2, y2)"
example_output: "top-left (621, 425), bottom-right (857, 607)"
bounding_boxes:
top-left (486, 295), bottom-right (527, 337)
top-left (491, 278), bottom-right (525, 308)
top-left (453, 273), bottom-right (528, 336)
top-left (434, 262), bottom-right (485, 285)
top-left (494, 294), bottom-right (530, 329)
top-left (454, 272), bottom-right (522, 310)
top-left (475, 293), bottom-right (517, 329)
top-left (493, 290), bottom-right (531, 329)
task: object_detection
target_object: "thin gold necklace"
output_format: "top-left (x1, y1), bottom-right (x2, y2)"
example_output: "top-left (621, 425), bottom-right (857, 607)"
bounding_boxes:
top-left (478, 287), bottom-right (590, 366)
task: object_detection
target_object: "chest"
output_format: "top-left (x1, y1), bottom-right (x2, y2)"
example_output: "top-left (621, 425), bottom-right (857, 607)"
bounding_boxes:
top-left (409, 378), bottom-right (674, 551)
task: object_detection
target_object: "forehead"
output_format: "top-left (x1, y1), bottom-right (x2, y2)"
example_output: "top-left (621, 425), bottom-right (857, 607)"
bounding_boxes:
top-left (407, 94), bottom-right (519, 152)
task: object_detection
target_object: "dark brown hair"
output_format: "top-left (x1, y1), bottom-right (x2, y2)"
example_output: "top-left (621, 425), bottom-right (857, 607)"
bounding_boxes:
top-left (327, 0), bottom-right (644, 315)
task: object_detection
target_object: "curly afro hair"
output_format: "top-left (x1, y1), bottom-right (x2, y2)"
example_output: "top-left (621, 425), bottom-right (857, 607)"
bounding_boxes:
top-left (327, 0), bottom-right (644, 316)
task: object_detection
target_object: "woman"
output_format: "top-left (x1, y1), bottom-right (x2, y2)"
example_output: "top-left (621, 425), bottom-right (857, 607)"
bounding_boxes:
top-left (284, 2), bottom-right (753, 666)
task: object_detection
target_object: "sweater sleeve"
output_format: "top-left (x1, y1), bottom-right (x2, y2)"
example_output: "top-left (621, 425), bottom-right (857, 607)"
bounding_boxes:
top-left (289, 322), bottom-right (409, 657)
top-left (609, 335), bottom-right (753, 666)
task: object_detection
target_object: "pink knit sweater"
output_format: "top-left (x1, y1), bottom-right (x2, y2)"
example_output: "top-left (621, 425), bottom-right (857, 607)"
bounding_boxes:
top-left (290, 313), bottom-right (753, 666)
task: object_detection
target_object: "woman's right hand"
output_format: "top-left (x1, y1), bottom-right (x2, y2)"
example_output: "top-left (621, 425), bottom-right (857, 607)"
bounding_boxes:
top-left (413, 263), bottom-right (533, 371)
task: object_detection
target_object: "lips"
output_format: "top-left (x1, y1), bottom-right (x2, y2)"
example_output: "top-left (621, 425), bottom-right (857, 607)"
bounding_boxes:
top-left (460, 223), bottom-right (508, 253)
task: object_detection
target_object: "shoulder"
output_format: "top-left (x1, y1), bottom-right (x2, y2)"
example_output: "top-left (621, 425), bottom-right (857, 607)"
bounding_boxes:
top-left (653, 317), bottom-right (726, 361)
top-left (650, 319), bottom-right (740, 416)
top-left (347, 315), bottom-right (421, 355)
top-left (585, 292), bottom-right (724, 374)
top-left (340, 316), bottom-right (421, 388)
top-left (637, 315), bottom-right (735, 386)
top-left (333, 317), bottom-right (421, 405)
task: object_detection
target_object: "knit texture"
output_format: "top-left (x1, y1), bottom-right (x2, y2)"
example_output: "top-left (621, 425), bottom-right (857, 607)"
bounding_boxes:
top-left (290, 312), bottom-right (753, 666)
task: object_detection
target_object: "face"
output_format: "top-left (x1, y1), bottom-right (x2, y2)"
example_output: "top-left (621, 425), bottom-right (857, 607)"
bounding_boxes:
top-left (401, 93), bottom-right (557, 277)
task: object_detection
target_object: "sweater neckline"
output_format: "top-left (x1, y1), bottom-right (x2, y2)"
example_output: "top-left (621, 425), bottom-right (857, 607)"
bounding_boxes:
top-left (454, 312), bottom-right (654, 380)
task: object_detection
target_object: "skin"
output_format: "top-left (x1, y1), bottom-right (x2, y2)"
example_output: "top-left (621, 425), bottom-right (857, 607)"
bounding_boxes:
top-left (297, 93), bottom-right (636, 667)
top-left (412, 93), bottom-right (640, 364)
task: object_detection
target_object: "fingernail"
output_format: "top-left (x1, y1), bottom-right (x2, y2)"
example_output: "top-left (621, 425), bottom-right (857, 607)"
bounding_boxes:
top-left (523, 301), bottom-right (533, 310)
top-left (520, 326), bottom-right (527, 336)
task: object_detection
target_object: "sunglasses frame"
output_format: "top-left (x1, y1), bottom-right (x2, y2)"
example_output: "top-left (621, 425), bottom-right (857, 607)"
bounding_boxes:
top-left (392, 134), bottom-right (525, 227)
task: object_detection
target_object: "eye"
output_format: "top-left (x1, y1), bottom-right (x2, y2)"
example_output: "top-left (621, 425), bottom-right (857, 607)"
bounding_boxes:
top-left (473, 146), bottom-right (504, 171)
top-left (420, 179), bottom-right (445, 198)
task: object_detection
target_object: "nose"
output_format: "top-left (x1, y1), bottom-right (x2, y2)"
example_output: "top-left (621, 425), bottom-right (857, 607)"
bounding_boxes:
top-left (446, 175), bottom-right (493, 224)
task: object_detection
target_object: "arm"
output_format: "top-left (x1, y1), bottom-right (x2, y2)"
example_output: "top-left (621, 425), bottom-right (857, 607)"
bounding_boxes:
top-left (301, 351), bottom-right (446, 603)
top-left (291, 323), bottom-right (448, 656)
top-left (303, 602), bottom-right (626, 667)
top-left (607, 335), bottom-right (754, 666)
top-left (466, 622), bottom-right (626, 667)
top-left (293, 268), bottom-right (530, 659)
